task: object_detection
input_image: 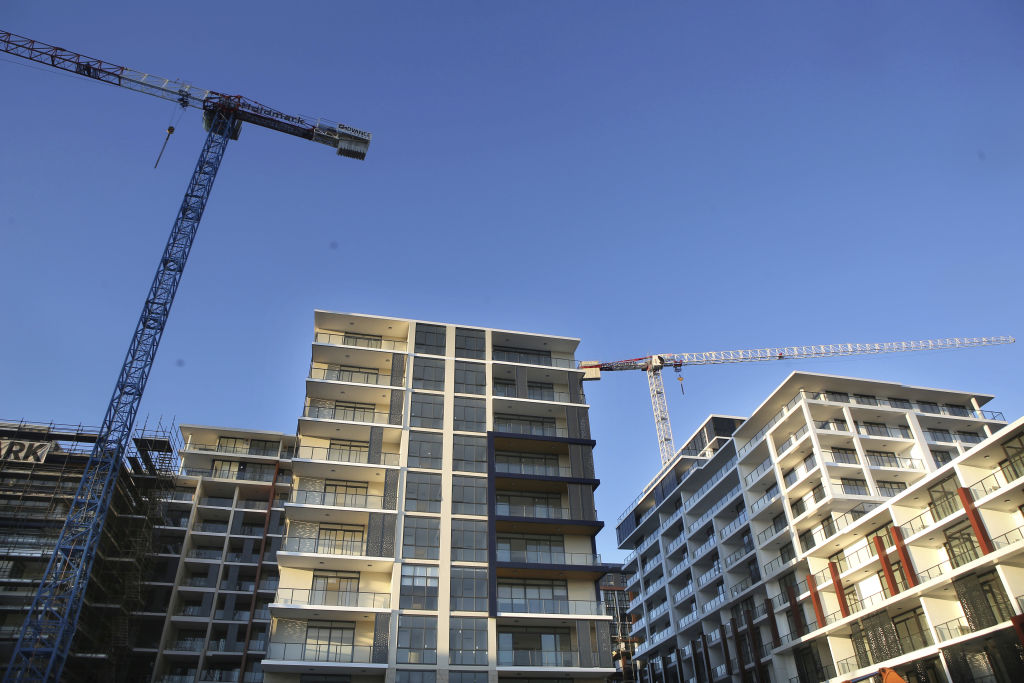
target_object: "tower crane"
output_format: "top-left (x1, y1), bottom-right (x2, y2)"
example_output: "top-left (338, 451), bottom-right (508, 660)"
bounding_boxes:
top-left (580, 336), bottom-right (1015, 468)
top-left (0, 29), bottom-right (371, 682)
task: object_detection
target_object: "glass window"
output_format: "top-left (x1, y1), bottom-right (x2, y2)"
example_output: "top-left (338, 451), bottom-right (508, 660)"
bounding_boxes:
top-left (304, 620), bottom-right (355, 661)
top-left (248, 439), bottom-right (279, 456)
top-left (405, 472), bottom-right (442, 513)
top-left (403, 517), bottom-right (440, 560)
top-left (496, 533), bottom-right (564, 563)
top-left (397, 614), bottom-right (437, 664)
top-left (453, 435), bottom-right (487, 473)
top-left (455, 328), bottom-right (485, 360)
top-left (412, 358), bottom-right (445, 391)
top-left (876, 480), bottom-right (907, 497)
top-left (497, 578), bottom-right (568, 613)
top-left (451, 567), bottom-right (488, 611)
top-left (493, 379), bottom-right (517, 398)
top-left (415, 324), bottom-right (446, 356)
top-left (410, 393), bottom-right (443, 429)
top-left (400, 564), bottom-right (439, 610)
top-left (396, 672), bottom-right (436, 683)
top-left (452, 519), bottom-right (488, 562)
top-left (450, 617), bottom-right (488, 665)
top-left (453, 361), bottom-right (486, 394)
top-left (452, 476), bottom-right (487, 515)
top-left (839, 478), bottom-right (869, 496)
top-left (493, 346), bottom-right (552, 366)
top-left (495, 451), bottom-right (561, 476)
top-left (453, 397), bottom-right (486, 432)
top-left (408, 431), bottom-right (442, 470)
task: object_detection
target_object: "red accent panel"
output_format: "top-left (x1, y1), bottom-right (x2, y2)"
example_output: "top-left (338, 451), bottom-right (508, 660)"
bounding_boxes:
top-left (889, 526), bottom-right (918, 587)
top-left (829, 561), bottom-right (850, 617)
top-left (700, 632), bottom-right (713, 681)
top-left (805, 573), bottom-right (826, 628)
top-left (731, 617), bottom-right (745, 674)
top-left (787, 584), bottom-right (805, 636)
top-left (958, 487), bottom-right (995, 554)
top-left (1011, 615), bottom-right (1024, 648)
top-left (874, 536), bottom-right (899, 596)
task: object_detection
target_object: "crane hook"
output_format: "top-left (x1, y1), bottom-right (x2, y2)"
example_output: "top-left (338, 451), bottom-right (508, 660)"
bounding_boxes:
top-left (154, 125), bottom-right (175, 169)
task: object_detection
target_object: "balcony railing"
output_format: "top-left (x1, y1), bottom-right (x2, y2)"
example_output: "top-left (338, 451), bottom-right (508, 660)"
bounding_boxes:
top-left (719, 511), bottom-right (749, 540)
top-left (673, 584), bottom-right (695, 603)
top-left (723, 542), bottom-right (755, 569)
top-left (265, 642), bottom-right (380, 664)
top-left (274, 588), bottom-right (390, 609)
top-left (750, 487), bottom-right (781, 516)
top-left (495, 349), bottom-right (575, 368)
top-left (693, 536), bottom-right (716, 559)
top-left (303, 405), bottom-right (391, 424)
top-left (857, 424), bottom-right (912, 439)
top-left (736, 393), bottom-right (802, 459)
top-left (900, 493), bottom-right (962, 536)
top-left (822, 449), bottom-right (859, 465)
top-left (991, 525), bottom-right (1024, 551)
top-left (296, 444), bottom-right (399, 467)
top-left (495, 503), bottom-right (573, 519)
top-left (496, 550), bottom-right (602, 566)
top-left (835, 628), bottom-right (932, 674)
top-left (866, 452), bottom-right (923, 469)
top-left (497, 649), bottom-right (590, 666)
top-left (756, 518), bottom-right (787, 545)
top-left (279, 537), bottom-right (370, 556)
top-left (744, 458), bottom-right (773, 487)
top-left (492, 419), bottom-right (568, 437)
top-left (497, 598), bottom-right (605, 615)
top-left (495, 460), bottom-right (572, 477)
top-left (309, 366), bottom-right (399, 386)
top-left (683, 457), bottom-right (739, 512)
top-left (183, 442), bottom-right (280, 457)
top-left (182, 467), bottom-right (284, 483)
top-left (314, 331), bottom-right (406, 352)
top-left (688, 484), bottom-right (742, 534)
top-left (776, 425), bottom-right (810, 456)
top-left (802, 390), bottom-right (1004, 421)
top-left (933, 616), bottom-right (973, 641)
top-left (290, 490), bottom-right (391, 510)
top-left (642, 555), bottom-right (663, 574)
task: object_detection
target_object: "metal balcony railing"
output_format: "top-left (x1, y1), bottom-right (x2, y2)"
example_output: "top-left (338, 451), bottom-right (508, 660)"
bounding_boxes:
top-left (265, 642), bottom-right (380, 664)
top-left (497, 649), bottom-right (590, 666)
top-left (279, 537), bottom-right (369, 556)
top-left (290, 489), bottom-right (392, 510)
top-left (314, 331), bottom-right (406, 351)
top-left (296, 444), bottom-right (400, 466)
top-left (304, 405), bottom-right (391, 424)
top-left (495, 550), bottom-right (601, 566)
top-left (309, 365), bottom-right (399, 386)
top-left (274, 588), bottom-right (390, 609)
top-left (496, 598), bottom-right (605, 615)
top-left (900, 493), bottom-right (962, 536)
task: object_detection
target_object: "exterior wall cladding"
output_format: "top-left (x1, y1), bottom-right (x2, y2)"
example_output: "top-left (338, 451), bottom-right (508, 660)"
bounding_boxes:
top-left (144, 312), bottom-right (615, 683)
top-left (617, 372), bottom-right (1024, 683)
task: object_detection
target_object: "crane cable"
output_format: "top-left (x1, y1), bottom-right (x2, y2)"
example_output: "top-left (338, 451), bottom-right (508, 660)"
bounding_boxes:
top-left (154, 102), bottom-right (187, 169)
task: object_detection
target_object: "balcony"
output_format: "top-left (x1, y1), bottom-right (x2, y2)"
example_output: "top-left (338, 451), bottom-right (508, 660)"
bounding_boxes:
top-left (497, 649), bottom-right (600, 667)
top-left (866, 452), bottom-right (923, 469)
top-left (496, 598), bottom-right (606, 616)
top-left (303, 404), bottom-right (392, 425)
top-left (775, 424), bottom-right (810, 456)
top-left (756, 518), bottom-right (787, 546)
top-left (719, 511), bottom-right (749, 541)
top-left (743, 458), bottom-right (773, 487)
top-left (495, 502), bottom-right (573, 519)
top-left (736, 393), bottom-right (802, 460)
top-left (723, 542), bottom-right (755, 569)
top-left (278, 536), bottom-right (392, 571)
top-left (899, 493), bottom-right (962, 536)
top-left (703, 592), bottom-right (726, 614)
top-left (750, 487), bottom-right (781, 517)
top-left (263, 642), bottom-right (384, 668)
top-left (289, 489), bottom-right (394, 511)
top-left (309, 364), bottom-right (400, 387)
top-left (835, 628), bottom-right (932, 675)
top-left (492, 347), bottom-right (575, 368)
top-left (857, 424), bottom-right (912, 440)
top-left (314, 330), bottom-right (406, 352)
top-left (271, 588), bottom-right (389, 618)
top-left (783, 456), bottom-right (817, 489)
top-left (693, 536), bottom-right (716, 560)
top-left (496, 549), bottom-right (602, 567)
top-left (492, 416), bottom-right (568, 438)
top-left (181, 466), bottom-right (285, 484)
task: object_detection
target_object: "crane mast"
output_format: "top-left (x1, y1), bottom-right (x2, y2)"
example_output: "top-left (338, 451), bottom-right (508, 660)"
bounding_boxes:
top-left (1, 29), bottom-right (370, 682)
top-left (582, 336), bottom-right (1015, 467)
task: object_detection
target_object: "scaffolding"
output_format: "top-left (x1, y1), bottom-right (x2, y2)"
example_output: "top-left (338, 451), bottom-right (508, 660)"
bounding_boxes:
top-left (0, 418), bottom-right (179, 682)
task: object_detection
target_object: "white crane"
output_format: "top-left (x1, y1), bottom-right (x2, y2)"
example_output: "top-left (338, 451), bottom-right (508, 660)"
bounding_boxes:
top-left (580, 336), bottom-right (1015, 467)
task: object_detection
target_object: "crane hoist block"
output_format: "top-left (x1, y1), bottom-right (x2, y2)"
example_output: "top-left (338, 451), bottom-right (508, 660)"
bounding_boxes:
top-left (334, 125), bottom-right (372, 160)
top-left (580, 362), bottom-right (602, 381)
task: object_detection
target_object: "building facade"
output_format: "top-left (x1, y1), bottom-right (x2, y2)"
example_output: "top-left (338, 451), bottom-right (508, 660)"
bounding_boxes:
top-left (145, 311), bottom-right (614, 683)
top-left (600, 564), bottom-right (639, 682)
top-left (617, 372), bottom-right (1024, 683)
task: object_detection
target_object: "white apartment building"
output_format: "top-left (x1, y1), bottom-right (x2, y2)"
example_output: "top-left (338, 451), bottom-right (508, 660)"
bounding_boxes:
top-left (617, 372), bottom-right (1024, 683)
top-left (146, 311), bottom-right (614, 683)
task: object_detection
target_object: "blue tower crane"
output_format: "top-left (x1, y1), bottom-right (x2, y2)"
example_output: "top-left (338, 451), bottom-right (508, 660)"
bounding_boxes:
top-left (0, 29), bottom-right (371, 682)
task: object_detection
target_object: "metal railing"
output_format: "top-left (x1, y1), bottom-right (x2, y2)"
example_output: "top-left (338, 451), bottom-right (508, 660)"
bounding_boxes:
top-left (673, 584), bottom-right (694, 603)
top-left (991, 525), bottom-right (1024, 550)
top-left (495, 503), bottom-right (573, 519)
top-left (314, 331), bottom-right (406, 351)
top-left (719, 511), bottom-right (749, 540)
top-left (857, 424), bottom-right (912, 439)
top-left (296, 444), bottom-right (400, 466)
top-left (723, 542), bottom-right (755, 568)
top-left (496, 550), bottom-right (602, 566)
top-left (492, 420), bottom-right (568, 437)
top-left (274, 588), bottom-right (390, 609)
top-left (821, 449), bottom-right (859, 465)
top-left (494, 350), bottom-right (576, 368)
top-left (750, 487), bottom-right (781, 516)
top-left (736, 393), bottom-right (803, 459)
top-left (803, 390), bottom-right (1004, 421)
top-left (265, 642), bottom-right (379, 663)
top-left (309, 365), bottom-right (399, 386)
top-left (744, 458), bottom-right (773, 487)
top-left (279, 536), bottom-right (369, 556)
top-left (934, 616), bottom-right (973, 641)
top-left (776, 424), bottom-right (810, 456)
top-left (496, 598), bottom-right (605, 615)
top-left (303, 405), bottom-right (391, 424)
top-left (899, 493), bottom-right (962, 536)
top-left (494, 460), bottom-right (572, 477)
top-left (290, 489), bottom-right (391, 510)
top-left (182, 442), bottom-right (280, 457)
top-left (866, 452), bottom-right (923, 469)
top-left (497, 650), bottom-right (587, 666)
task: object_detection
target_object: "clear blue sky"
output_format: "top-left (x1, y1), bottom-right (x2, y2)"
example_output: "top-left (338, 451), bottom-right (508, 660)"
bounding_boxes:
top-left (2, 2), bottom-right (1022, 561)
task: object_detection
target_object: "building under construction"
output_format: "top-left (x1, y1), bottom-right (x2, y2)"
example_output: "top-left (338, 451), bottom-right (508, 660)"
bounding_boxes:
top-left (0, 419), bottom-right (179, 682)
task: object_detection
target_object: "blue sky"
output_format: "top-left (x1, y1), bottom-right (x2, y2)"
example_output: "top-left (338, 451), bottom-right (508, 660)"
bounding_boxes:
top-left (2, 2), bottom-right (1023, 560)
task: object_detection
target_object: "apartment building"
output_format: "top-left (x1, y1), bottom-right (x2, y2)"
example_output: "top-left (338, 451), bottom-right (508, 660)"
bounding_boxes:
top-left (0, 418), bottom-right (177, 682)
top-left (617, 372), bottom-right (1024, 683)
top-left (600, 564), bottom-right (639, 682)
top-left (148, 311), bottom-right (614, 683)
